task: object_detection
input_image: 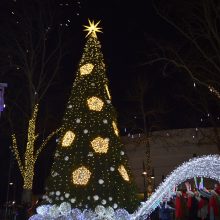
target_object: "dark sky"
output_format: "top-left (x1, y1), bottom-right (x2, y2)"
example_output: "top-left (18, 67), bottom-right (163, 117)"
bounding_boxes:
top-left (0, 0), bottom-right (220, 203)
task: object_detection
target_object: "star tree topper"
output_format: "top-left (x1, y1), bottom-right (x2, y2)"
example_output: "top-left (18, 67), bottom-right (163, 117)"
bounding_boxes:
top-left (83, 19), bottom-right (102, 38)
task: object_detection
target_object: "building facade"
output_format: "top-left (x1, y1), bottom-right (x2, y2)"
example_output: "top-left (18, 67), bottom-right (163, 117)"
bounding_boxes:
top-left (122, 127), bottom-right (220, 193)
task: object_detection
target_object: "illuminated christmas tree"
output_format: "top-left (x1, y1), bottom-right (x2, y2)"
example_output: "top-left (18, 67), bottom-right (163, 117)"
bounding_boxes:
top-left (45, 20), bottom-right (138, 212)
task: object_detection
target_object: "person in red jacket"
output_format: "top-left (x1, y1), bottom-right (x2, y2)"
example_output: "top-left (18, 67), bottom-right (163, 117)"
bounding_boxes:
top-left (209, 190), bottom-right (219, 220)
top-left (175, 191), bottom-right (183, 220)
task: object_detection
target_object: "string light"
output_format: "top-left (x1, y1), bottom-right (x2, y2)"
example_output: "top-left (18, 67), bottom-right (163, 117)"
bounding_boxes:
top-left (72, 166), bottom-right (91, 185)
top-left (87, 97), bottom-right (104, 111)
top-left (12, 104), bottom-right (60, 190)
top-left (208, 85), bottom-right (220, 99)
top-left (133, 155), bottom-right (220, 219)
top-left (80, 63), bottom-right (94, 76)
top-left (118, 165), bottom-right (130, 181)
top-left (61, 131), bottom-right (75, 147)
top-left (91, 136), bottom-right (109, 153)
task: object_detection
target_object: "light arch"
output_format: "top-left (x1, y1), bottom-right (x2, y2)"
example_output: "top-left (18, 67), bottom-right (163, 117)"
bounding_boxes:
top-left (132, 155), bottom-right (220, 219)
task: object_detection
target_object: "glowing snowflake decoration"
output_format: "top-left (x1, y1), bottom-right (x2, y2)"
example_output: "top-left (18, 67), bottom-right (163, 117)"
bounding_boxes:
top-left (72, 166), bottom-right (91, 185)
top-left (80, 63), bottom-right (94, 76)
top-left (87, 96), bottom-right (104, 111)
top-left (91, 136), bottom-right (109, 153)
top-left (61, 131), bottom-right (75, 147)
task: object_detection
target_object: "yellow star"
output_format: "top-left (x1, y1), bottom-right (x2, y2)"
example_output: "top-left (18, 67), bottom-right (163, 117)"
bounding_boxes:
top-left (83, 19), bottom-right (102, 38)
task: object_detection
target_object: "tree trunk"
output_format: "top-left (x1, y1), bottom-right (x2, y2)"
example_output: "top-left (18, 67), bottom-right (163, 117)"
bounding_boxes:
top-left (22, 188), bottom-right (32, 204)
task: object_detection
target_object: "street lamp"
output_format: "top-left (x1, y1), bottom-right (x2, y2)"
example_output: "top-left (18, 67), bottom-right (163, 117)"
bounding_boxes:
top-left (151, 168), bottom-right (155, 179)
top-left (142, 161), bottom-right (147, 200)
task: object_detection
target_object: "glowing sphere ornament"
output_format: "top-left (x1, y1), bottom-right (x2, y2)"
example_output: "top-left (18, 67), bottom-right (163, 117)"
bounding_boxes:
top-left (72, 166), bottom-right (91, 185)
top-left (80, 63), bottom-right (94, 76)
top-left (61, 131), bottom-right (75, 147)
top-left (118, 165), bottom-right (130, 181)
top-left (91, 136), bottom-right (109, 153)
top-left (87, 96), bottom-right (104, 111)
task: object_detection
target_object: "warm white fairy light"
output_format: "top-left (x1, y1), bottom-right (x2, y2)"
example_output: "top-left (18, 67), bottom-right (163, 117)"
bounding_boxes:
top-left (132, 155), bottom-right (220, 219)
top-left (87, 96), bottom-right (104, 111)
top-left (118, 165), bottom-right (130, 181)
top-left (80, 63), bottom-right (94, 76)
top-left (62, 131), bottom-right (75, 147)
top-left (91, 136), bottom-right (109, 153)
top-left (208, 85), bottom-right (220, 99)
top-left (72, 166), bottom-right (91, 185)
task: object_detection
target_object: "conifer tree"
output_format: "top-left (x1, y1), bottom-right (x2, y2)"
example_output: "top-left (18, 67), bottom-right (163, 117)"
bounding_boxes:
top-left (45, 20), bottom-right (138, 212)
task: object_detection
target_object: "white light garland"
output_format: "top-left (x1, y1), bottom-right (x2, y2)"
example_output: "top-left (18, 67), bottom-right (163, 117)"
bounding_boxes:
top-left (132, 155), bottom-right (220, 219)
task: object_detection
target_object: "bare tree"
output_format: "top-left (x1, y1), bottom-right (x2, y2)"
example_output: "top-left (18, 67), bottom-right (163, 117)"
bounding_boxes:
top-left (142, 0), bottom-right (220, 99)
top-left (139, 0), bottom-right (220, 151)
top-left (0, 0), bottom-right (64, 203)
top-left (122, 74), bottom-right (169, 198)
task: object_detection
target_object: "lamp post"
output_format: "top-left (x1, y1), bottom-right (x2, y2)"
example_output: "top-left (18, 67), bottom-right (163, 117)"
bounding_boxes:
top-left (151, 168), bottom-right (155, 191)
top-left (142, 161), bottom-right (147, 200)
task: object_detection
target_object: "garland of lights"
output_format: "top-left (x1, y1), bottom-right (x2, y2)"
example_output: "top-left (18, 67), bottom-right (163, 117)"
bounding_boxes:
top-left (132, 154), bottom-right (220, 219)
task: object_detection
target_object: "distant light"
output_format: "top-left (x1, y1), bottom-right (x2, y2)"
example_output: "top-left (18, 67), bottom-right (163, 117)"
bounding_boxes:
top-left (142, 171), bottom-right (147, 176)
top-left (193, 82), bottom-right (196, 87)
top-left (9, 182), bottom-right (13, 185)
top-left (3, 104), bottom-right (6, 108)
top-left (151, 176), bottom-right (155, 179)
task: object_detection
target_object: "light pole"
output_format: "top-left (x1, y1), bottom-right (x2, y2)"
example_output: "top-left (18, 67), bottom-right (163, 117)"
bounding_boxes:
top-left (142, 161), bottom-right (147, 200)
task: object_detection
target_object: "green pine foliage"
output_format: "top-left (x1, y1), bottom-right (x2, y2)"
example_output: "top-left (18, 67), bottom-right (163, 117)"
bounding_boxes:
top-left (45, 34), bottom-right (139, 212)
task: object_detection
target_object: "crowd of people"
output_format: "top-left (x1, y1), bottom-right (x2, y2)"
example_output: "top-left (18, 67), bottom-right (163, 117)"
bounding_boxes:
top-left (158, 181), bottom-right (220, 220)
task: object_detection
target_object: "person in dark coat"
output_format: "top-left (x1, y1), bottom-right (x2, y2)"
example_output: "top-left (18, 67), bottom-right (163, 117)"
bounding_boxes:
top-left (159, 201), bottom-right (174, 220)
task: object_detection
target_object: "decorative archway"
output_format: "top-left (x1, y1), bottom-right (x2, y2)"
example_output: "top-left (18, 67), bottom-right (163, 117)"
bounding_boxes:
top-left (132, 155), bottom-right (220, 219)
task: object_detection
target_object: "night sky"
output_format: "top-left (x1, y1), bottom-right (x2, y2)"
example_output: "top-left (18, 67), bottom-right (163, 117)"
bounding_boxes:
top-left (0, 0), bottom-right (219, 203)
